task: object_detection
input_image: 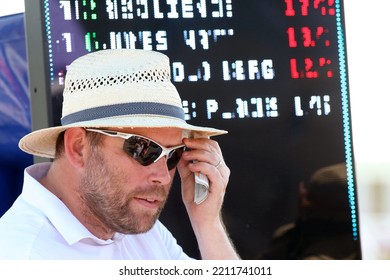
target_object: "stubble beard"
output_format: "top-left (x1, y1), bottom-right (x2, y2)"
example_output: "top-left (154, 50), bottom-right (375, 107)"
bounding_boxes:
top-left (79, 149), bottom-right (169, 236)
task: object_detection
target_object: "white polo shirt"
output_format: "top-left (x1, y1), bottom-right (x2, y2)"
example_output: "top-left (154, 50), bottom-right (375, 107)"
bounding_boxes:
top-left (0, 163), bottom-right (192, 260)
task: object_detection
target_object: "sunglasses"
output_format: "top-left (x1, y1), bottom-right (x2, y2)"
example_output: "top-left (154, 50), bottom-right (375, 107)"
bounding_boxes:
top-left (86, 128), bottom-right (186, 170)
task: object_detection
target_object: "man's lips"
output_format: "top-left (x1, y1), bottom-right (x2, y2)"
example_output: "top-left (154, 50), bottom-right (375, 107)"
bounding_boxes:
top-left (133, 196), bottom-right (163, 209)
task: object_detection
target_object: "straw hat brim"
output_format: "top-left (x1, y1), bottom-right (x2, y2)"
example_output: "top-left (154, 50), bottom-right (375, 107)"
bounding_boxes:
top-left (19, 115), bottom-right (227, 158)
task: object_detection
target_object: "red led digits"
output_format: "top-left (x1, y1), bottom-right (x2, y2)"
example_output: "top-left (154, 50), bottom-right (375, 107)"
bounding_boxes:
top-left (290, 58), bottom-right (333, 79)
top-left (319, 57), bottom-right (333, 78)
top-left (314, 0), bottom-right (335, 16)
top-left (286, 0), bottom-right (335, 79)
top-left (287, 27), bottom-right (298, 47)
top-left (290, 58), bottom-right (318, 79)
top-left (287, 26), bottom-right (330, 48)
top-left (285, 0), bottom-right (335, 17)
top-left (284, 0), bottom-right (309, 16)
top-left (300, 0), bottom-right (309, 16)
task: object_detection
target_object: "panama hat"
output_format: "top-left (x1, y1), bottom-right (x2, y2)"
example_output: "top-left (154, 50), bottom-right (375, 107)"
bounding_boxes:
top-left (19, 49), bottom-right (227, 158)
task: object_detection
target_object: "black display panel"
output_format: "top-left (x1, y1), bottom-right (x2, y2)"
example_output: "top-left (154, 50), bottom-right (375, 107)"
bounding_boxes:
top-left (24, 0), bottom-right (361, 259)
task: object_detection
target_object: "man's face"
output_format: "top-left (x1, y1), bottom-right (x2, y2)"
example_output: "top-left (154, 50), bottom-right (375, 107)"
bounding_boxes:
top-left (79, 127), bottom-right (183, 235)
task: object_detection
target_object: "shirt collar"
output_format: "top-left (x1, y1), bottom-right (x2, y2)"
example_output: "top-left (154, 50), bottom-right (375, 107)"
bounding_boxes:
top-left (22, 162), bottom-right (119, 245)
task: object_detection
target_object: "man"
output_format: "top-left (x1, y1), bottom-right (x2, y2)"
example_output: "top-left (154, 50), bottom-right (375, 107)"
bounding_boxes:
top-left (0, 49), bottom-right (239, 260)
top-left (257, 163), bottom-right (357, 260)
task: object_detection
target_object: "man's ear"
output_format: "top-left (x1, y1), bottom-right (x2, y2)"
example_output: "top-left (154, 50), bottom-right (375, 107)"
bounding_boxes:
top-left (63, 127), bottom-right (88, 168)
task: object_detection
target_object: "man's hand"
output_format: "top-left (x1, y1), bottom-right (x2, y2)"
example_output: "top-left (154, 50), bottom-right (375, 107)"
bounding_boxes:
top-left (177, 137), bottom-right (239, 260)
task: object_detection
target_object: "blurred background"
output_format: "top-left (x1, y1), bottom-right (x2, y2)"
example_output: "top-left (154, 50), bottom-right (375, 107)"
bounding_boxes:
top-left (1, 0), bottom-right (389, 259)
top-left (343, 0), bottom-right (390, 260)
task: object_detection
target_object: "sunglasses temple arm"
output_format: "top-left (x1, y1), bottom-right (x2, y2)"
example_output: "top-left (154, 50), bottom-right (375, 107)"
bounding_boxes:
top-left (88, 129), bottom-right (130, 140)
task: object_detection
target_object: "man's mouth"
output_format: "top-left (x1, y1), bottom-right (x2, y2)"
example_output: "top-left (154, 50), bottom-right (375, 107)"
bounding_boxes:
top-left (134, 196), bottom-right (162, 209)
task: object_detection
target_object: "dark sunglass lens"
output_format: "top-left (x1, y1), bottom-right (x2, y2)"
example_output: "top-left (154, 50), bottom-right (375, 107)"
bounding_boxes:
top-left (123, 136), bottom-right (162, 166)
top-left (167, 147), bottom-right (185, 170)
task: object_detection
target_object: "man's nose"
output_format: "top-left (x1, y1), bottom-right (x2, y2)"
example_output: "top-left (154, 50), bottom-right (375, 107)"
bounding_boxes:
top-left (148, 156), bottom-right (173, 185)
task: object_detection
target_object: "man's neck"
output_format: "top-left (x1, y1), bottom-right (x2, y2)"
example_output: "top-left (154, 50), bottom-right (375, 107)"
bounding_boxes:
top-left (39, 161), bottom-right (115, 240)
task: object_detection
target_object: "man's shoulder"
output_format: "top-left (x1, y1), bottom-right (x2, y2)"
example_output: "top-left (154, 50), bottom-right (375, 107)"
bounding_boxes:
top-left (0, 197), bottom-right (50, 259)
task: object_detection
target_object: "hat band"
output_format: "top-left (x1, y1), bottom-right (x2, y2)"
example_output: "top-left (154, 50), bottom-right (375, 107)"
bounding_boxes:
top-left (61, 102), bottom-right (185, 125)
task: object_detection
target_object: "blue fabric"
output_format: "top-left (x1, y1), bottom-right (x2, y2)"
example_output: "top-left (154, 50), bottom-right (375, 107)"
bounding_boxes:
top-left (0, 13), bottom-right (33, 216)
top-left (61, 102), bottom-right (185, 125)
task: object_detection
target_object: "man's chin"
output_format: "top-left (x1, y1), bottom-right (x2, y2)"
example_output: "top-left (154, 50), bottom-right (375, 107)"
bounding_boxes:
top-left (118, 212), bottom-right (161, 234)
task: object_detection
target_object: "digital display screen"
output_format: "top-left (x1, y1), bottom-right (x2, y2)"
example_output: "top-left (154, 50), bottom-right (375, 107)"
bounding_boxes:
top-left (28, 0), bottom-right (360, 259)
